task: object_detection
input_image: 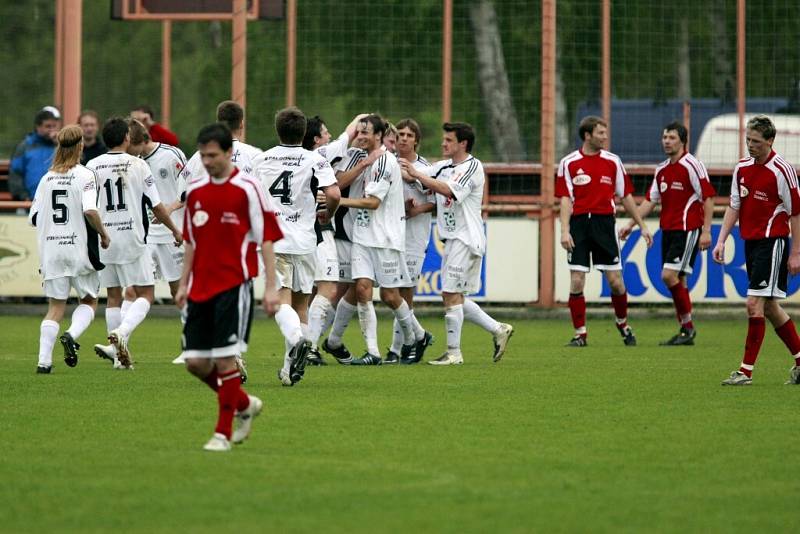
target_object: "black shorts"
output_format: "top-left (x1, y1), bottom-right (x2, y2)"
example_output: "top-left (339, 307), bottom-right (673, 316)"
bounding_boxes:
top-left (661, 229), bottom-right (700, 275)
top-left (745, 237), bottom-right (788, 299)
top-left (182, 281), bottom-right (254, 358)
top-left (568, 214), bottom-right (621, 272)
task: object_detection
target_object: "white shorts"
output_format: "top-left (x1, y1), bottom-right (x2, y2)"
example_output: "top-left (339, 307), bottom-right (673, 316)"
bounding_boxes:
top-left (149, 242), bottom-right (184, 283)
top-left (441, 239), bottom-right (483, 294)
top-left (315, 231), bottom-right (340, 282)
top-left (275, 252), bottom-right (316, 294)
top-left (99, 255), bottom-right (155, 288)
top-left (403, 253), bottom-right (425, 288)
top-left (335, 239), bottom-right (353, 283)
top-left (351, 243), bottom-right (410, 288)
top-left (43, 272), bottom-right (101, 300)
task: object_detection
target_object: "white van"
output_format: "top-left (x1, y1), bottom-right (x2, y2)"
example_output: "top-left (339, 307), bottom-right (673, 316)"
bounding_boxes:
top-left (695, 113), bottom-right (800, 168)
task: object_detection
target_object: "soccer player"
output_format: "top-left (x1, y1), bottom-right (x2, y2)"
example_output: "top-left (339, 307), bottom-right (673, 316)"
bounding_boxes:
top-left (29, 125), bottom-right (111, 373)
top-left (176, 123), bottom-right (282, 451)
top-left (389, 118), bottom-right (435, 364)
top-left (334, 114), bottom-right (419, 365)
top-left (383, 122), bottom-right (398, 154)
top-left (87, 118), bottom-right (183, 369)
top-left (620, 121), bottom-right (715, 345)
top-left (253, 107), bottom-right (341, 385)
top-left (713, 115), bottom-right (800, 386)
top-left (556, 116), bottom-right (652, 347)
top-left (401, 122), bottom-right (514, 365)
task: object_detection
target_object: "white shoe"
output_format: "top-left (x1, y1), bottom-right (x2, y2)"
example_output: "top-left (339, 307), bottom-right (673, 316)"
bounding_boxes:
top-left (171, 354), bottom-right (186, 365)
top-left (492, 323), bottom-right (514, 362)
top-left (108, 329), bottom-right (131, 367)
top-left (428, 351), bottom-right (464, 366)
top-left (112, 357), bottom-right (134, 370)
top-left (278, 368), bottom-right (293, 386)
top-left (232, 395), bottom-right (263, 444)
top-left (94, 343), bottom-right (116, 363)
top-left (203, 432), bottom-right (231, 452)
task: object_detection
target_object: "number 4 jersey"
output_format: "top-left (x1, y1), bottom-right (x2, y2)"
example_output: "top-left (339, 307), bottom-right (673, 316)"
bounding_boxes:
top-left (253, 144), bottom-right (336, 254)
top-left (87, 151), bottom-right (162, 265)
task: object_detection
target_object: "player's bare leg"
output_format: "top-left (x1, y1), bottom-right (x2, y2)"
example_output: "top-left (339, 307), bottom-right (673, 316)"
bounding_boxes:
top-left (605, 270), bottom-right (636, 346)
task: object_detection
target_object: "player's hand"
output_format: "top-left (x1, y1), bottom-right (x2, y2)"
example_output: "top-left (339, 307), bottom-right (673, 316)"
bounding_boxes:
top-left (712, 241), bottom-right (725, 264)
top-left (560, 231), bottom-right (574, 252)
top-left (175, 285), bottom-right (187, 309)
top-left (789, 251), bottom-right (800, 275)
top-left (405, 198), bottom-right (417, 218)
top-left (699, 229), bottom-right (712, 251)
top-left (618, 223), bottom-right (634, 241)
top-left (364, 149), bottom-right (382, 166)
top-left (262, 287), bottom-right (280, 316)
top-left (172, 230), bottom-right (183, 247)
top-left (640, 226), bottom-right (653, 248)
top-left (100, 233), bottom-right (111, 249)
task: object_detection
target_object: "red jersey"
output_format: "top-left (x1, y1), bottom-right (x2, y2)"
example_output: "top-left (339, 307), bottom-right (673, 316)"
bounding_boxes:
top-left (555, 149), bottom-right (633, 215)
top-left (647, 152), bottom-right (716, 231)
top-left (183, 167), bottom-right (283, 302)
top-left (730, 151), bottom-right (800, 240)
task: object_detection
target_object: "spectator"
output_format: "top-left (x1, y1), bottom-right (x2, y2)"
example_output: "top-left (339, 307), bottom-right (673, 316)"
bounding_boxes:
top-left (130, 105), bottom-right (179, 146)
top-left (9, 107), bottom-right (62, 201)
top-left (78, 110), bottom-right (108, 165)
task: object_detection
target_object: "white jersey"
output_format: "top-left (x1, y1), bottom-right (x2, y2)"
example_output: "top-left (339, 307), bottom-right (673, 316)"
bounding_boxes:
top-left (29, 165), bottom-right (103, 279)
top-left (253, 144), bottom-right (336, 254)
top-left (352, 151), bottom-right (405, 251)
top-left (87, 151), bottom-right (162, 265)
top-left (142, 143), bottom-right (186, 244)
top-left (316, 131), bottom-right (350, 167)
top-left (181, 139), bottom-right (262, 182)
top-left (424, 155), bottom-right (486, 256)
top-left (333, 147), bottom-right (367, 241)
top-left (403, 154), bottom-right (434, 257)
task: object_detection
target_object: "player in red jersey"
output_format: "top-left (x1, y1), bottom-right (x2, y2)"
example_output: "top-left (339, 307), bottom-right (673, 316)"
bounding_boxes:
top-left (620, 122), bottom-right (716, 345)
top-left (713, 115), bottom-right (800, 386)
top-left (556, 116), bottom-right (652, 347)
top-left (175, 123), bottom-right (282, 450)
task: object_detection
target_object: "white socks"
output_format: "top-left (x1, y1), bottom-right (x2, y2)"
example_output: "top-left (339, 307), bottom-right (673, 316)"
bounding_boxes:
top-left (463, 298), bottom-right (500, 334)
top-left (308, 295), bottom-right (334, 345)
top-left (120, 299), bottom-right (132, 320)
top-left (392, 301), bottom-right (415, 346)
top-left (119, 298), bottom-right (150, 338)
top-left (38, 320), bottom-right (59, 367)
top-left (327, 299), bottom-right (356, 348)
top-left (390, 318), bottom-right (404, 355)
top-left (410, 310), bottom-right (425, 340)
top-left (445, 304), bottom-right (464, 356)
top-left (357, 301), bottom-right (380, 356)
top-left (105, 307), bottom-right (122, 334)
top-left (275, 304), bottom-right (302, 346)
top-left (66, 304), bottom-right (94, 340)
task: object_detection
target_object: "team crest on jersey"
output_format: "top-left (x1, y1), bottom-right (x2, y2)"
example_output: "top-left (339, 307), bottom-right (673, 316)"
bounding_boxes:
top-left (145, 176), bottom-right (155, 187)
top-left (600, 176), bottom-right (613, 185)
top-left (659, 181), bottom-right (668, 193)
top-left (740, 185), bottom-right (749, 198)
top-left (159, 168), bottom-right (168, 178)
top-left (572, 174), bottom-right (591, 186)
top-left (192, 210), bottom-right (209, 227)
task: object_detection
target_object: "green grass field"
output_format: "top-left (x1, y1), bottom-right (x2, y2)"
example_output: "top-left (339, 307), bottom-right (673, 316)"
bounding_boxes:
top-left (1, 311), bottom-right (798, 533)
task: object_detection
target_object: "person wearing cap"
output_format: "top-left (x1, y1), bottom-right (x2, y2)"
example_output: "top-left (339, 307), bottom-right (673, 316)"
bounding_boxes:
top-left (9, 107), bottom-right (62, 201)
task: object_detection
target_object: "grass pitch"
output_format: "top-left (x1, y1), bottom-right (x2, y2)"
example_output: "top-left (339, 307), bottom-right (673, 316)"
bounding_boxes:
top-left (1, 311), bottom-right (798, 533)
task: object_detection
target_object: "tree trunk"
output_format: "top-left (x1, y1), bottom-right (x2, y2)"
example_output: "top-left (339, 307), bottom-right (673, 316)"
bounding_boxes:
top-left (677, 17), bottom-right (691, 100)
top-left (709, 0), bottom-right (734, 103)
top-left (469, 0), bottom-right (526, 161)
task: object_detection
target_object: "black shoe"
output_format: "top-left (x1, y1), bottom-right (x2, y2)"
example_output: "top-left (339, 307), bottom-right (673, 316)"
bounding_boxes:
top-left (659, 326), bottom-right (696, 346)
top-left (322, 338), bottom-right (353, 364)
top-left (36, 365), bottom-right (52, 374)
top-left (618, 325), bottom-right (637, 346)
top-left (350, 353), bottom-right (382, 366)
top-left (60, 332), bottom-right (80, 367)
top-left (384, 350), bottom-right (400, 364)
top-left (288, 340), bottom-right (312, 384)
top-left (565, 335), bottom-right (588, 347)
top-left (402, 331), bottom-right (434, 364)
top-left (307, 347), bottom-right (328, 366)
top-left (399, 343), bottom-right (416, 363)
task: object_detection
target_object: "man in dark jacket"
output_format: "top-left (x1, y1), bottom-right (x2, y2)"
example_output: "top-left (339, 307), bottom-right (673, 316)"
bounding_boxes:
top-left (9, 107), bottom-right (61, 201)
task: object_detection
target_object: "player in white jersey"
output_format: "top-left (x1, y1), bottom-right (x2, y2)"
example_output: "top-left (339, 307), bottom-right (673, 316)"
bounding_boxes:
top-left (253, 107), bottom-right (341, 385)
top-left (87, 118), bottom-right (183, 369)
top-left (331, 114), bottom-right (422, 365)
top-left (29, 125), bottom-right (111, 373)
top-left (180, 100), bottom-right (262, 182)
top-left (402, 122), bottom-right (513, 365)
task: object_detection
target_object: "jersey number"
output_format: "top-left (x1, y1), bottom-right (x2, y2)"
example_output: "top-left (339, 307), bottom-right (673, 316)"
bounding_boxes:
top-left (269, 171), bottom-right (293, 205)
top-left (51, 189), bottom-right (68, 224)
top-left (103, 177), bottom-right (127, 212)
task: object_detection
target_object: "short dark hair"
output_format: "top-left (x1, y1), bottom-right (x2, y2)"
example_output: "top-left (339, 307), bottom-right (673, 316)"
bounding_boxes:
top-left (578, 116), bottom-right (607, 141)
top-left (360, 114), bottom-right (387, 142)
top-left (197, 123), bottom-right (233, 151)
top-left (275, 107), bottom-right (307, 145)
top-left (396, 118), bottom-right (422, 149)
top-left (102, 117), bottom-right (129, 148)
top-left (303, 115), bottom-right (325, 150)
top-left (77, 109), bottom-right (100, 124)
top-left (663, 121), bottom-right (688, 145)
top-left (747, 114), bottom-right (777, 141)
top-left (443, 122), bottom-right (475, 152)
top-left (216, 100), bottom-right (244, 132)
top-left (35, 109), bottom-right (59, 126)
top-left (132, 104), bottom-right (155, 120)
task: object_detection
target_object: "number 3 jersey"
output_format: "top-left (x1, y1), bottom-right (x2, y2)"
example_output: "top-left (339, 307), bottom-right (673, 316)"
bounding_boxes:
top-left (29, 165), bottom-right (103, 279)
top-left (253, 144), bottom-right (336, 254)
top-left (87, 151), bottom-right (162, 265)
